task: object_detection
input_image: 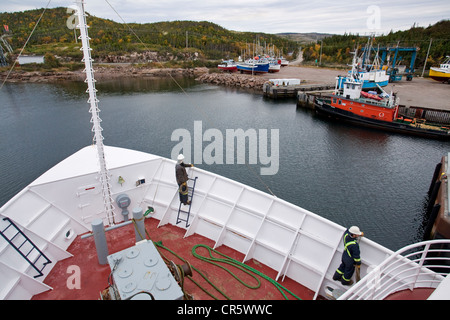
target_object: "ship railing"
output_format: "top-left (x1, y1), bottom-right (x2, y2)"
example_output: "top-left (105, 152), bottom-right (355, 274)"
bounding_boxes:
top-left (338, 239), bottom-right (450, 300)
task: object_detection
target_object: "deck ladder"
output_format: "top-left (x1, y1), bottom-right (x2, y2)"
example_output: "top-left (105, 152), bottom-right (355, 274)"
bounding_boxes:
top-left (0, 217), bottom-right (52, 278)
top-left (176, 177), bottom-right (198, 228)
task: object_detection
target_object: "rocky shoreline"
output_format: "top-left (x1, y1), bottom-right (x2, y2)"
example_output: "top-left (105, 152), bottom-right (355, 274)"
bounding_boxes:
top-left (1, 64), bottom-right (275, 91)
top-left (195, 73), bottom-right (269, 90)
top-left (1, 65), bottom-right (210, 83)
top-left (3, 63), bottom-right (450, 110)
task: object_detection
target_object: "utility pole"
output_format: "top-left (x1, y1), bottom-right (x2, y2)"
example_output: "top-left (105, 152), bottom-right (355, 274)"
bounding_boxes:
top-left (421, 38), bottom-right (432, 77)
top-left (319, 40), bottom-right (323, 66)
top-left (186, 31), bottom-right (188, 49)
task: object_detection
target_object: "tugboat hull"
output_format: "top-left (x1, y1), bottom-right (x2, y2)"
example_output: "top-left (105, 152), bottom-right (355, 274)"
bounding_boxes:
top-left (314, 99), bottom-right (450, 140)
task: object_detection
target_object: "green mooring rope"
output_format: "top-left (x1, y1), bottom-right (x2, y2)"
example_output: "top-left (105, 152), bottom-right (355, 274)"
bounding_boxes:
top-left (191, 244), bottom-right (302, 300)
top-left (154, 240), bottom-right (301, 300)
top-left (154, 241), bottom-right (231, 300)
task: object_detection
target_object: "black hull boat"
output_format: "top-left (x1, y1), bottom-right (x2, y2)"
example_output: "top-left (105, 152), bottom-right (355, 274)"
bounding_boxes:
top-left (314, 99), bottom-right (450, 141)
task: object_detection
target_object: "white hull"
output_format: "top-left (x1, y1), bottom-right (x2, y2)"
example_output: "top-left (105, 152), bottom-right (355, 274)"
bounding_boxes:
top-left (269, 64), bottom-right (281, 72)
top-left (1, 0), bottom-right (448, 300)
top-left (280, 59), bottom-right (289, 66)
top-left (0, 145), bottom-right (397, 300)
top-left (430, 66), bottom-right (450, 74)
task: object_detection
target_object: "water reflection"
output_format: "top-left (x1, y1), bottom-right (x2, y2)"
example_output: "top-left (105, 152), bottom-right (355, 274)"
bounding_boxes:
top-left (1, 78), bottom-right (449, 251)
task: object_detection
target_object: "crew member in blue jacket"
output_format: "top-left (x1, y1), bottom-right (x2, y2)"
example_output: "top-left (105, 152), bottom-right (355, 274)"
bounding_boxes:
top-left (333, 226), bottom-right (364, 286)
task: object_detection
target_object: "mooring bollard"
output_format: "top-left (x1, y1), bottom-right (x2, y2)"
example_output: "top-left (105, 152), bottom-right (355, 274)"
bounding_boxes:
top-left (132, 207), bottom-right (146, 242)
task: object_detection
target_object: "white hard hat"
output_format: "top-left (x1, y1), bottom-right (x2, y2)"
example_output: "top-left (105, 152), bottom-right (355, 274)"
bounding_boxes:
top-left (349, 226), bottom-right (362, 236)
top-left (177, 154), bottom-right (185, 162)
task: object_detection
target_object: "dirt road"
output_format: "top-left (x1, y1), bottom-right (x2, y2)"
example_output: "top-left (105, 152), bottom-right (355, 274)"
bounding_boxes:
top-left (264, 65), bottom-right (450, 110)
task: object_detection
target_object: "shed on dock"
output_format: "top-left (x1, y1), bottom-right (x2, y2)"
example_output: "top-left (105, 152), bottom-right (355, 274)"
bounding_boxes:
top-left (268, 78), bottom-right (301, 86)
top-left (263, 79), bottom-right (300, 98)
top-left (18, 55), bottom-right (45, 65)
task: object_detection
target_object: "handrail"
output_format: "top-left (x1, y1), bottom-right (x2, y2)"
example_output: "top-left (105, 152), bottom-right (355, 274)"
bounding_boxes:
top-left (338, 239), bottom-right (450, 300)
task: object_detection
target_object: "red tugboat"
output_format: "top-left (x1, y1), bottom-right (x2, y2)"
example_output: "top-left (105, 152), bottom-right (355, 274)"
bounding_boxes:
top-left (314, 56), bottom-right (450, 140)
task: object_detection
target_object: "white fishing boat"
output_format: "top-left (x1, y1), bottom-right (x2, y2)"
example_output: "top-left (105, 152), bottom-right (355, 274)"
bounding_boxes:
top-left (1, 0), bottom-right (450, 302)
top-left (337, 49), bottom-right (390, 89)
top-left (268, 59), bottom-right (281, 73)
top-left (278, 57), bottom-right (289, 66)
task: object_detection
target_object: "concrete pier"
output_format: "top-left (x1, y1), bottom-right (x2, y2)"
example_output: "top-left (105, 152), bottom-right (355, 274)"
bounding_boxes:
top-left (195, 66), bottom-right (450, 111)
top-left (296, 92), bottom-right (329, 109)
top-left (263, 81), bottom-right (334, 99)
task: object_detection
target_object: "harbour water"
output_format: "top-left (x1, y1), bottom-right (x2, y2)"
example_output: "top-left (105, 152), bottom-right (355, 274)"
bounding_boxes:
top-left (1, 77), bottom-right (449, 251)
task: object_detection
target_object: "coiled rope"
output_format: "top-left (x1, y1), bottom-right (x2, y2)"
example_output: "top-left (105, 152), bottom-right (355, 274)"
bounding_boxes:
top-left (132, 217), bottom-right (301, 299)
top-left (191, 244), bottom-right (302, 300)
top-left (153, 239), bottom-right (301, 300)
top-left (154, 240), bottom-right (230, 300)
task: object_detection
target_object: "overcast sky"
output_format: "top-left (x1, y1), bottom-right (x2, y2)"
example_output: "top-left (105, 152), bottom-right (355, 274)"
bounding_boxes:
top-left (2, 0), bottom-right (450, 35)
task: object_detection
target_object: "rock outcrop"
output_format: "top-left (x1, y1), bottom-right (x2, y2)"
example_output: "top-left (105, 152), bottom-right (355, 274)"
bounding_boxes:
top-left (196, 72), bottom-right (267, 90)
top-left (1, 66), bottom-right (209, 83)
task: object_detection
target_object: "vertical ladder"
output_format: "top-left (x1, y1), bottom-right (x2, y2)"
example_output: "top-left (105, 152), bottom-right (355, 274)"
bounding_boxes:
top-left (176, 177), bottom-right (198, 228)
top-left (0, 217), bottom-right (52, 278)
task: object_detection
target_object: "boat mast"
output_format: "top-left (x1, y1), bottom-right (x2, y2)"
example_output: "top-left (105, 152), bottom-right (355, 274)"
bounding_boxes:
top-left (75, 0), bottom-right (115, 225)
top-left (349, 49), bottom-right (359, 81)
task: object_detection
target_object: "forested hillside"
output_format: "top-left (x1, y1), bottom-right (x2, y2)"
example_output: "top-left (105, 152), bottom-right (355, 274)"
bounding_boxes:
top-left (302, 20), bottom-right (450, 69)
top-left (0, 7), bottom-right (299, 62)
top-left (2, 7), bottom-right (448, 71)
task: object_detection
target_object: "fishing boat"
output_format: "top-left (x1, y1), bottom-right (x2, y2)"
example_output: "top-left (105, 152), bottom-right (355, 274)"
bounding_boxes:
top-left (268, 58), bottom-right (281, 73)
top-left (237, 57), bottom-right (269, 74)
top-left (337, 49), bottom-right (390, 90)
top-left (217, 59), bottom-right (237, 72)
top-left (429, 56), bottom-right (450, 83)
top-left (315, 55), bottom-right (450, 140)
top-left (1, 0), bottom-right (450, 302)
top-left (279, 57), bottom-right (289, 66)
top-left (337, 69), bottom-right (389, 90)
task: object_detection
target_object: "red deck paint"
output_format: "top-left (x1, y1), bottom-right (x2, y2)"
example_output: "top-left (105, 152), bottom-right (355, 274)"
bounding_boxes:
top-left (32, 218), bottom-right (316, 300)
top-left (383, 288), bottom-right (435, 300)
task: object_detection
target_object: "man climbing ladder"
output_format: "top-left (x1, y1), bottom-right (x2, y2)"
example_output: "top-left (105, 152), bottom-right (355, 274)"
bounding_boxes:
top-left (175, 154), bottom-right (197, 227)
top-left (175, 154), bottom-right (194, 205)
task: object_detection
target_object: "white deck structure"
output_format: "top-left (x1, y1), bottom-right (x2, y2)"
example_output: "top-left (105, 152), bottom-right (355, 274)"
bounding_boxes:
top-left (0, 145), bottom-right (397, 299)
top-left (1, 0), bottom-right (448, 301)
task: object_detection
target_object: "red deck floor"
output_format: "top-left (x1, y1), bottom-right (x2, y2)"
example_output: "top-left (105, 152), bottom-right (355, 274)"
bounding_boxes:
top-left (32, 217), bottom-right (316, 300)
top-left (384, 288), bottom-right (435, 300)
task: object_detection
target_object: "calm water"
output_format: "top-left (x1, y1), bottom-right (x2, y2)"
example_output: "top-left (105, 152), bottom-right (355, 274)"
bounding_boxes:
top-left (1, 77), bottom-right (449, 251)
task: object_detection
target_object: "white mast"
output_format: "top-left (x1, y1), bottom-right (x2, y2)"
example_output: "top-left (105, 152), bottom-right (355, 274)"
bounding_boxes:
top-left (75, 0), bottom-right (115, 225)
